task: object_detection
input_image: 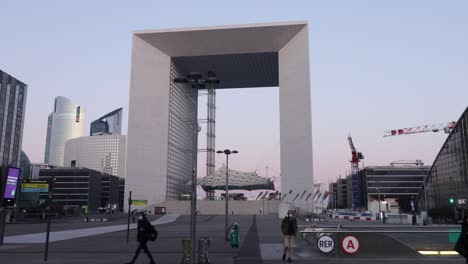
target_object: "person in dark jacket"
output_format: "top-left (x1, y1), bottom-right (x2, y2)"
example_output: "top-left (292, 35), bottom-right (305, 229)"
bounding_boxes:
top-left (126, 213), bottom-right (157, 264)
top-left (456, 214), bottom-right (468, 263)
top-left (281, 210), bottom-right (298, 263)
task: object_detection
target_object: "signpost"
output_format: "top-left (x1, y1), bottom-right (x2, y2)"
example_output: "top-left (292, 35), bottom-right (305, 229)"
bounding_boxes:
top-left (21, 180), bottom-right (49, 193)
top-left (341, 235), bottom-right (360, 255)
top-left (126, 191), bottom-right (132, 244)
top-left (0, 167), bottom-right (21, 245)
top-left (131, 199), bottom-right (148, 206)
top-left (317, 235), bottom-right (335, 253)
top-left (44, 177), bottom-right (55, 261)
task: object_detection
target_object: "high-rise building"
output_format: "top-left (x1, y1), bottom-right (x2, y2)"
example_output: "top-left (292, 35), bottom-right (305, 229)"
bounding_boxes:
top-left (0, 70), bottom-right (27, 167)
top-left (90, 108), bottom-right (122, 136)
top-left (64, 134), bottom-right (126, 178)
top-left (44, 96), bottom-right (86, 166)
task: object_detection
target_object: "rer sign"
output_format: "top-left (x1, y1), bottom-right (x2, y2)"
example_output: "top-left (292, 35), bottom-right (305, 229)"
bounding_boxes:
top-left (317, 235), bottom-right (335, 253)
top-left (342, 235), bottom-right (360, 254)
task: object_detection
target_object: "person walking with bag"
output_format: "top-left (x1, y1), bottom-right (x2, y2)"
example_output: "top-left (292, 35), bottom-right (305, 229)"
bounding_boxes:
top-left (455, 213), bottom-right (468, 263)
top-left (281, 210), bottom-right (298, 262)
top-left (126, 212), bottom-right (158, 264)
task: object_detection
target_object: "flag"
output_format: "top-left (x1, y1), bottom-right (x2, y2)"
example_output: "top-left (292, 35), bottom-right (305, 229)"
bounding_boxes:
top-left (300, 190), bottom-right (307, 200)
top-left (322, 191), bottom-right (330, 201)
top-left (281, 194), bottom-right (288, 201)
top-left (256, 192), bottom-right (263, 200)
top-left (312, 190), bottom-right (320, 200)
top-left (305, 193), bottom-right (312, 201)
top-left (315, 192), bottom-right (322, 202)
top-left (293, 193), bottom-right (300, 201)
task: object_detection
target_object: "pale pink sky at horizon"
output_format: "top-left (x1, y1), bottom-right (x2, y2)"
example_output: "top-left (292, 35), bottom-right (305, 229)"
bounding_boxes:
top-left (0, 1), bottom-right (466, 194)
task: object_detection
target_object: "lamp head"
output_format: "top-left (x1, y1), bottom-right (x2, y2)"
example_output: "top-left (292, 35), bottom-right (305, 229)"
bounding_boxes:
top-left (188, 72), bottom-right (202, 80)
top-left (206, 76), bottom-right (220, 84)
top-left (216, 150), bottom-right (223, 154)
top-left (174, 77), bottom-right (188, 83)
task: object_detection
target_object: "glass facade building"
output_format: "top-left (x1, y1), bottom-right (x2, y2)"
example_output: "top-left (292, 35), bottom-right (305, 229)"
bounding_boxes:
top-left (90, 108), bottom-right (122, 136)
top-left (362, 166), bottom-right (430, 213)
top-left (0, 70), bottom-right (27, 167)
top-left (39, 168), bottom-right (123, 212)
top-left (44, 97), bottom-right (86, 166)
top-left (418, 107), bottom-right (468, 213)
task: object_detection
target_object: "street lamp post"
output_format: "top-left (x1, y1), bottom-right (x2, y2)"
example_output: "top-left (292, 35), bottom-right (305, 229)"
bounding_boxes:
top-left (217, 149), bottom-right (238, 241)
top-left (174, 72), bottom-right (219, 263)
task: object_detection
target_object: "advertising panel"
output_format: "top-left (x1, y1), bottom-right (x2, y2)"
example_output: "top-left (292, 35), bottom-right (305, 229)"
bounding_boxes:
top-left (4, 167), bottom-right (20, 199)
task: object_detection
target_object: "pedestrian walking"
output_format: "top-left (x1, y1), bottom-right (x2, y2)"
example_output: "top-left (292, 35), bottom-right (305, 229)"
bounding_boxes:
top-left (455, 214), bottom-right (468, 263)
top-left (412, 214), bottom-right (417, 225)
top-left (126, 212), bottom-right (158, 264)
top-left (281, 210), bottom-right (298, 262)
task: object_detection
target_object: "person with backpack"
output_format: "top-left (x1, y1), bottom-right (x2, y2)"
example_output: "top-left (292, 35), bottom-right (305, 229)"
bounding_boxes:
top-left (126, 212), bottom-right (158, 264)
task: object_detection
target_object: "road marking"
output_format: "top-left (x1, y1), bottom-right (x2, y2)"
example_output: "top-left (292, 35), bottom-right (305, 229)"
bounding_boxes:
top-left (4, 214), bottom-right (180, 244)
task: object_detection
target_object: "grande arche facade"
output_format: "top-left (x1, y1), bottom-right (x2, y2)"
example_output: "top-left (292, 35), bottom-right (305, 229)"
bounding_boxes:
top-left (125, 21), bottom-right (314, 209)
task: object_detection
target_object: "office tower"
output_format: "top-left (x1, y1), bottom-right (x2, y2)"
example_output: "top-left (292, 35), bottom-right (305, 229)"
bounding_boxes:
top-left (44, 96), bottom-right (86, 166)
top-left (64, 134), bottom-right (126, 178)
top-left (0, 70), bottom-right (27, 167)
top-left (90, 108), bottom-right (122, 135)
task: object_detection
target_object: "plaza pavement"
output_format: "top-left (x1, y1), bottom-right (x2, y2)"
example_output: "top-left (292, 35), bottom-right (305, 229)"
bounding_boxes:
top-left (0, 214), bottom-right (466, 264)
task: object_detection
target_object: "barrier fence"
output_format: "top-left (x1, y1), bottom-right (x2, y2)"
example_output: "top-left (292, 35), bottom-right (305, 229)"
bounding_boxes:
top-left (300, 226), bottom-right (462, 258)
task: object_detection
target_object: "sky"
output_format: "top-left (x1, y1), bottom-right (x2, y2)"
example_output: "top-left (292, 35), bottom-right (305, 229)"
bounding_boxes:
top-left (0, 0), bottom-right (467, 190)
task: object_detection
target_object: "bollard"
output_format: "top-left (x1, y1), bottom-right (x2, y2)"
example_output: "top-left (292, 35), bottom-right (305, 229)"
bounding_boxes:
top-left (198, 237), bottom-right (211, 264)
top-left (181, 238), bottom-right (191, 264)
top-left (229, 223), bottom-right (240, 249)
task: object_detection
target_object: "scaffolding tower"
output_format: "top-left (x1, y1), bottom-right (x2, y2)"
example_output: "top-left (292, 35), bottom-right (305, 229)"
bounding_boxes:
top-left (205, 72), bottom-right (217, 199)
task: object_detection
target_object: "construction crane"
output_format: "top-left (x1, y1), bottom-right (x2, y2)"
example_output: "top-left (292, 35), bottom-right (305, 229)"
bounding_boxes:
top-left (348, 134), bottom-right (364, 212)
top-left (384, 121), bottom-right (456, 137)
top-left (390, 160), bottom-right (424, 166)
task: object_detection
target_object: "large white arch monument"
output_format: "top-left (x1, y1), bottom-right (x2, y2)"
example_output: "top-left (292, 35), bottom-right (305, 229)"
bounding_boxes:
top-left (125, 21), bottom-right (313, 208)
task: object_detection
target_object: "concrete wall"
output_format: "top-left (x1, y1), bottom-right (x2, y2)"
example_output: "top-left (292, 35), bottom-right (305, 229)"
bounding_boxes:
top-left (153, 200), bottom-right (280, 215)
top-left (125, 35), bottom-right (171, 208)
top-left (126, 22), bottom-right (313, 211)
top-left (279, 26), bottom-right (314, 209)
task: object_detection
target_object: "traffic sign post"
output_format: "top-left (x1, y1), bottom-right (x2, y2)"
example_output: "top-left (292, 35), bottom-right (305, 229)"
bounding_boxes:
top-left (21, 180), bottom-right (49, 193)
top-left (44, 177), bottom-right (55, 261)
top-left (317, 235), bottom-right (335, 254)
top-left (131, 199), bottom-right (147, 206)
top-left (341, 235), bottom-right (360, 255)
top-left (126, 191), bottom-right (132, 244)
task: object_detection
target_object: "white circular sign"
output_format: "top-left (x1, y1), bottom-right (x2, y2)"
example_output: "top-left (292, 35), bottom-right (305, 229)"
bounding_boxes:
top-left (341, 235), bottom-right (360, 254)
top-left (317, 235), bottom-right (335, 253)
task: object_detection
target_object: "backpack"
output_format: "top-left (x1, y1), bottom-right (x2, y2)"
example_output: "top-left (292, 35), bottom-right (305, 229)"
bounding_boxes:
top-left (149, 226), bottom-right (158, 241)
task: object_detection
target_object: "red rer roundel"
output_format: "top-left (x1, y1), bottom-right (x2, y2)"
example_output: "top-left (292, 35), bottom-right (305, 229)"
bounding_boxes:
top-left (341, 235), bottom-right (360, 254)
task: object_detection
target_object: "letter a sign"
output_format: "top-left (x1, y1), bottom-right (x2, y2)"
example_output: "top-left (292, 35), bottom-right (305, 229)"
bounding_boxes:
top-left (341, 235), bottom-right (360, 254)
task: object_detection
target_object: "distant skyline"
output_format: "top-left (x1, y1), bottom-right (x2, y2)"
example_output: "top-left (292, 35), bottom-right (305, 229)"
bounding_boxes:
top-left (1, 1), bottom-right (467, 185)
